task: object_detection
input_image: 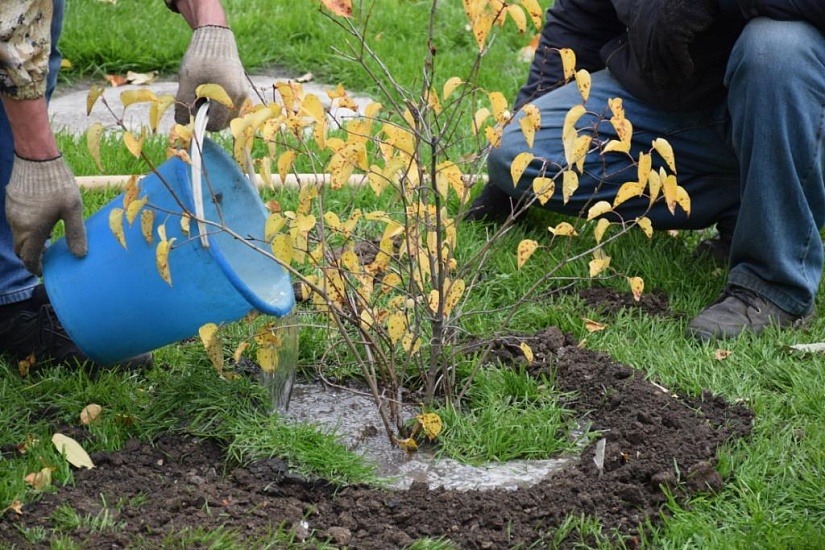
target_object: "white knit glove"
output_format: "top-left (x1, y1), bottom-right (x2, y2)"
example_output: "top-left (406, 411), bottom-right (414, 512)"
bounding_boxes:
top-left (5, 155), bottom-right (87, 276)
top-left (176, 26), bottom-right (247, 131)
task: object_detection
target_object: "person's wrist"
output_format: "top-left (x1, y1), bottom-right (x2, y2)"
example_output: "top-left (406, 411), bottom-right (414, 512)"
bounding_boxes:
top-left (11, 155), bottom-right (75, 193)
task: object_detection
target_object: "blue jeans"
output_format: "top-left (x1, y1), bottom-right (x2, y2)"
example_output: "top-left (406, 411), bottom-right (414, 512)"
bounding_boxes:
top-left (0, 0), bottom-right (65, 306)
top-left (488, 18), bottom-right (825, 316)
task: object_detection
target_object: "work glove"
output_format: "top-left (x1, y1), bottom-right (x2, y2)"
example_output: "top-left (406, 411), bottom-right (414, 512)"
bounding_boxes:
top-left (5, 155), bottom-right (87, 276)
top-left (175, 25), bottom-right (247, 132)
top-left (627, 0), bottom-right (718, 88)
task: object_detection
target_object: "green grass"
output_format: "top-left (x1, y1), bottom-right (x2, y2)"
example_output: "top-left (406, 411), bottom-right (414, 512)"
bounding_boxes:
top-left (3, 0), bottom-right (825, 548)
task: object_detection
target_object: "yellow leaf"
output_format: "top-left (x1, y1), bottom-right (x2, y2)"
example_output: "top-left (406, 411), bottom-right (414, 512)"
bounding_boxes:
top-left (109, 208), bottom-right (126, 249)
top-left (120, 88), bottom-right (158, 108)
top-left (532, 176), bottom-right (555, 205)
top-left (575, 69), bottom-right (591, 102)
top-left (662, 171), bottom-right (679, 215)
top-left (593, 218), bottom-right (611, 243)
top-left (2, 499), bottom-right (23, 515)
top-left (86, 84), bottom-right (104, 116)
top-left (627, 276), bottom-right (644, 301)
top-left (589, 256), bottom-right (611, 277)
top-left (517, 239), bottom-right (538, 269)
top-left (562, 104), bottom-right (585, 145)
top-left (603, 139), bottom-right (631, 154)
top-left (443, 278), bottom-right (465, 316)
top-left (277, 151), bottom-right (297, 184)
top-left (485, 124), bottom-right (503, 148)
top-left (271, 234), bottom-right (294, 267)
top-left (140, 209), bottom-right (155, 244)
top-left (397, 437), bottom-right (418, 453)
top-left (199, 323), bottom-right (224, 373)
top-left (652, 138), bottom-right (677, 173)
top-left (80, 404), bottom-right (102, 425)
top-left (233, 341), bottom-right (250, 363)
top-left (637, 152), bottom-right (652, 186)
top-left (505, 4), bottom-right (527, 32)
top-left (387, 312), bottom-right (407, 344)
top-left (52, 433), bottom-right (94, 469)
top-left (294, 213), bottom-right (316, 233)
top-left (520, 0), bottom-right (544, 29)
top-left (156, 235), bottom-right (175, 286)
top-left (519, 104), bottom-right (540, 149)
top-left (562, 170), bottom-right (579, 204)
top-left (320, 0), bottom-right (352, 17)
top-left (647, 169), bottom-right (662, 207)
top-left (489, 91), bottom-right (510, 124)
top-left (473, 107), bottom-right (491, 134)
top-left (123, 175), bottom-right (139, 209)
top-left (572, 135), bottom-right (592, 172)
top-left (613, 181), bottom-right (645, 208)
top-left (180, 214), bottom-right (191, 236)
top-left (675, 186), bottom-right (691, 216)
top-left (442, 76), bottom-right (463, 100)
top-left (123, 128), bottom-right (146, 159)
top-left (256, 345), bottom-right (280, 374)
top-left (636, 216), bottom-right (653, 238)
top-left (510, 151), bottom-right (534, 187)
top-left (559, 48), bottom-right (576, 80)
top-left (584, 318), bottom-right (607, 332)
top-left (586, 200), bottom-right (612, 221)
top-left (611, 116), bottom-right (632, 144)
top-left (519, 342), bottom-right (534, 364)
top-left (548, 221), bottom-right (578, 237)
top-left (416, 413), bottom-right (443, 440)
top-left (195, 83), bottom-right (234, 109)
top-left (125, 196), bottom-right (147, 226)
top-left (428, 289), bottom-right (440, 313)
top-left (86, 122), bottom-right (105, 172)
top-left (149, 94), bottom-right (175, 133)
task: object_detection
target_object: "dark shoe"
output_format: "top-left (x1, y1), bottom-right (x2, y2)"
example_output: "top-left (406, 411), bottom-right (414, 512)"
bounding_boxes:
top-left (693, 217), bottom-right (735, 265)
top-left (686, 285), bottom-right (812, 342)
top-left (464, 182), bottom-right (526, 224)
top-left (0, 285), bottom-right (152, 375)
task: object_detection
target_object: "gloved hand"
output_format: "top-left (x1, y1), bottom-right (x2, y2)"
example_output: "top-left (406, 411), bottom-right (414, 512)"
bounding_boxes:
top-left (628, 0), bottom-right (718, 88)
top-left (175, 25), bottom-right (247, 132)
top-left (5, 155), bottom-right (87, 276)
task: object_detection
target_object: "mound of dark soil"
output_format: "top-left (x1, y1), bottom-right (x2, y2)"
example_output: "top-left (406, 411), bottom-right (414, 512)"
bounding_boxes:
top-left (1, 292), bottom-right (752, 549)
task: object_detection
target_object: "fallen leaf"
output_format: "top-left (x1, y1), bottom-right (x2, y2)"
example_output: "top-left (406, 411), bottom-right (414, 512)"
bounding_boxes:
top-left (80, 404), bottom-right (103, 425)
top-left (519, 342), bottom-right (534, 364)
top-left (2, 500), bottom-right (23, 515)
top-left (105, 74), bottom-right (128, 87)
top-left (584, 318), bottom-right (607, 332)
top-left (24, 467), bottom-right (55, 490)
top-left (126, 70), bottom-right (159, 85)
top-left (714, 349), bottom-right (732, 361)
top-left (52, 433), bottom-right (94, 469)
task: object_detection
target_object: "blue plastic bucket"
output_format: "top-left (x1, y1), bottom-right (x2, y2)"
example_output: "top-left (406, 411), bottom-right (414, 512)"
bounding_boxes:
top-left (43, 137), bottom-right (295, 365)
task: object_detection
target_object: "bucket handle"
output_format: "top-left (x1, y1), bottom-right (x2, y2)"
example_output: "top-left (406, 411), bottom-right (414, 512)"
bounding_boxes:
top-left (190, 101), bottom-right (211, 248)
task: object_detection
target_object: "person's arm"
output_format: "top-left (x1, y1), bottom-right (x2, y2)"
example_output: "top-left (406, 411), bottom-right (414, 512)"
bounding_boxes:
top-left (733, 0), bottom-right (825, 29)
top-left (516, 0), bottom-right (624, 109)
top-left (1, 2), bottom-right (86, 275)
top-left (164, 0), bottom-right (247, 130)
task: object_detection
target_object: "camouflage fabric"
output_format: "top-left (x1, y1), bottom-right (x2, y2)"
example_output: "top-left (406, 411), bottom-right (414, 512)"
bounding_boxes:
top-left (0, 0), bottom-right (53, 100)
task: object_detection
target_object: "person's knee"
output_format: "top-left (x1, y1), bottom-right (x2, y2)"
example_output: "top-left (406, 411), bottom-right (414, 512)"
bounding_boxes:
top-left (730, 18), bottom-right (824, 81)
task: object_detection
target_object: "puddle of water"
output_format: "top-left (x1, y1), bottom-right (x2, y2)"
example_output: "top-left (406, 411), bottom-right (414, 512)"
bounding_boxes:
top-left (282, 383), bottom-right (573, 491)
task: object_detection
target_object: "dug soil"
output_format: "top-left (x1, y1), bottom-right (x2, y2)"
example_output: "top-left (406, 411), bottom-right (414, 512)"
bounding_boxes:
top-left (1, 288), bottom-right (753, 549)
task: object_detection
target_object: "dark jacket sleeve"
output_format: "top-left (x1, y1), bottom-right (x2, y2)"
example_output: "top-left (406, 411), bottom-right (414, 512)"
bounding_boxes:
top-left (515, 0), bottom-right (624, 109)
top-left (735, 0), bottom-right (825, 30)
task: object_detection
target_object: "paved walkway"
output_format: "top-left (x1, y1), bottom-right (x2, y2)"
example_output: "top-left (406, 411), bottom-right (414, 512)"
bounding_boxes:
top-left (48, 71), bottom-right (373, 136)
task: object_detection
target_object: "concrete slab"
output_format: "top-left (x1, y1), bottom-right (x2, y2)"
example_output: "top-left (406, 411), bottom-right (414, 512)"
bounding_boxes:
top-left (48, 71), bottom-right (374, 136)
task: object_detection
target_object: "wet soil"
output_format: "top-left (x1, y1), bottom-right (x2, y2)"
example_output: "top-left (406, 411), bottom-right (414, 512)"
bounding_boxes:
top-left (0, 288), bottom-right (753, 549)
